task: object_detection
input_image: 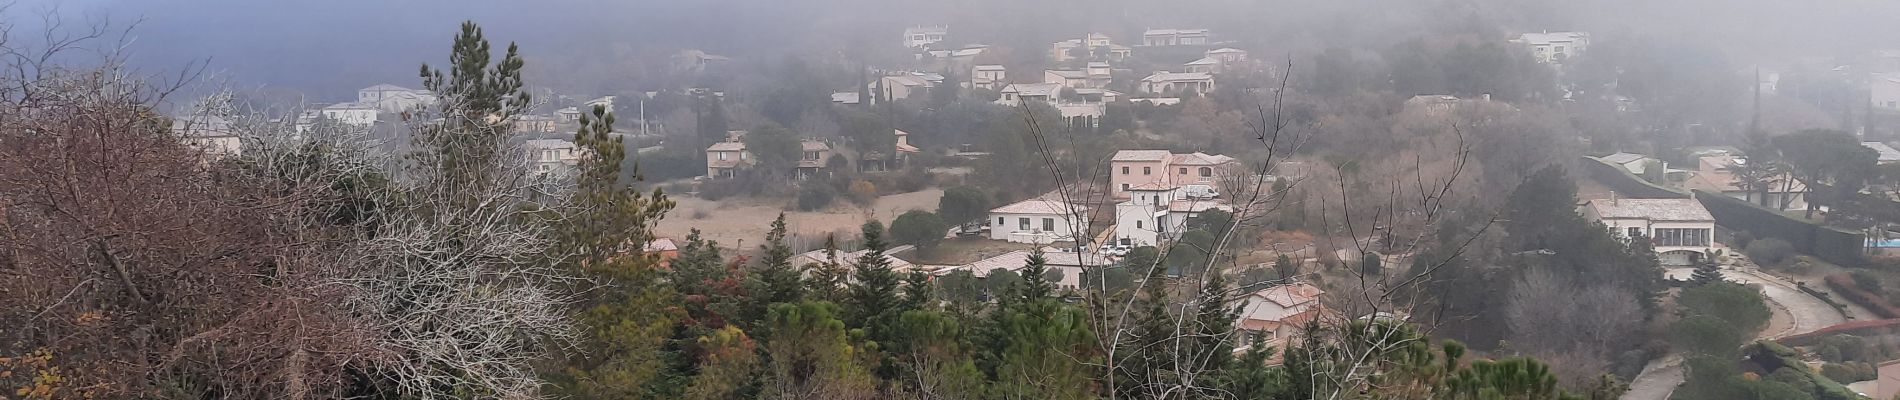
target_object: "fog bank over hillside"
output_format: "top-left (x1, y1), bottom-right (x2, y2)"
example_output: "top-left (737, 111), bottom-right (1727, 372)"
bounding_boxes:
top-left (15, 0), bottom-right (1895, 98)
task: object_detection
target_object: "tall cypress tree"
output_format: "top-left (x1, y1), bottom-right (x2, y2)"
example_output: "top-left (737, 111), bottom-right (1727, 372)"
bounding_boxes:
top-left (804, 234), bottom-right (849, 303)
top-left (1190, 272), bottom-right (1240, 378)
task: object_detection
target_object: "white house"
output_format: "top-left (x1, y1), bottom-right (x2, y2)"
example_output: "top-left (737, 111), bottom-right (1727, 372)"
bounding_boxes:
top-left (170, 114), bottom-right (242, 157)
top-left (1138, 72), bottom-right (1215, 95)
top-left (1232, 283), bottom-right (1327, 346)
top-left (996, 82), bottom-right (1117, 124)
top-left (989, 199), bottom-right (1091, 244)
top-left (1875, 72), bottom-right (1900, 113)
top-left (1600, 152), bottom-right (1664, 176)
top-left (903, 26), bottom-right (948, 48)
top-left (1111, 183), bottom-right (1234, 247)
top-left (937, 249), bottom-right (1111, 290)
top-left (873, 72), bottom-right (944, 101)
top-left (1512, 31), bottom-right (1590, 64)
top-left (971, 64), bottom-right (1007, 90)
top-left (357, 84), bottom-right (437, 113)
top-left (1867, 141), bottom-right (1900, 165)
top-left (1141, 28), bottom-right (1210, 46)
top-left (1581, 198), bottom-right (1716, 266)
top-left (320, 102), bottom-right (380, 126)
top-left (523, 139), bottom-right (581, 177)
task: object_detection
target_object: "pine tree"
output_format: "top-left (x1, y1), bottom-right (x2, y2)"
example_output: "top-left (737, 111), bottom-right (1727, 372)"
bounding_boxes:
top-left (1690, 259), bottom-right (1724, 286)
top-left (746, 213), bottom-right (804, 330)
top-left (1119, 272), bottom-right (1178, 397)
top-left (805, 234), bottom-right (850, 303)
top-left (1213, 334), bottom-right (1286, 399)
top-left (901, 271), bottom-right (934, 311)
top-left (546, 82), bottom-right (681, 399)
top-left (1190, 272), bottom-right (1240, 375)
top-left (1017, 248), bottom-right (1056, 303)
top-left (846, 220), bottom-right (903, 342)
top-left (761, 301), bottom-right (877, 399)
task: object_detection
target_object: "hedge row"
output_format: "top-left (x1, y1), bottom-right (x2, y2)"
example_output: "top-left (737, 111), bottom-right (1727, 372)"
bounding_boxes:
top-left (1579, 156), bottom-right (1691, 199)
top-left (1693, 189), bottom-right (1865, 266)
top-left (1824, 274), bottom-right (1900, 319)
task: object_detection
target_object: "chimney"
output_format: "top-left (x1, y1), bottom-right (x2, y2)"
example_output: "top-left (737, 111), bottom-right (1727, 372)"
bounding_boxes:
top-left (1481, 93), bottom-right (1492, 101)
top-left (1609, 191), bottom-right (1618, 205)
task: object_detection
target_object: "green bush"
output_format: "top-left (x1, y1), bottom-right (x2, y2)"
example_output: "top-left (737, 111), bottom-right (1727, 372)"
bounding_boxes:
top-left (1852, 270), bottom-right (1884, 293)
top-left (1819, 362), bottom-right (1876, 384)
top-left (1747, 238), bottom-right (1795, 266)
top-left (796, 185), bottom-right (836, 211)
top-left (1731, 230), bottom-right (1756, 250)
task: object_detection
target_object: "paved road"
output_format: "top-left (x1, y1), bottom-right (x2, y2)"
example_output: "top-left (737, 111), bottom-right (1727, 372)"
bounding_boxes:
top-left (1622, 267), bottom-right (1847, 400)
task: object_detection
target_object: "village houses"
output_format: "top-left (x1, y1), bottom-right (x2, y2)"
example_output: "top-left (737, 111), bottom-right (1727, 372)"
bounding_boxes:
top-left (356, 84), bottom-right (438, 113)
top-left (1111, 183), bottom-right (1234, 247)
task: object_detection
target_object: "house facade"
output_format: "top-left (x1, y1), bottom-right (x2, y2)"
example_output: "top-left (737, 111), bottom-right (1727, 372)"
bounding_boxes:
top-left (1581, 198), bottom-right (1716, 266)
top-left (971, 64), bottom-right (1007, 90)
top-left (989, 199), bottom-right (1091, 244)
top-left (171, 115), bottom-right (242, 157)
top-left (1109, 150), bottom-right (1238, 198)
top-left (357, 84), bottom-right (438, 113)
top-left (1512, 31), bottom-right (1590, 64)
top-left (903, 26), bottom-right (948, 48)
top-left (1111, 184), bottom-right (1233, 247)
top-left (705, 134), bottom-right (750, 178)
top-left (1233, 283), bottom-right (1326, 347)
top-left (1138, 72), bottom-right (1215, 95)
top-left (320, 102), bottom-right (380, 126)
top-left (524, 139), bottom-right (581, 177)
top-left (796, 140), bottom-right (834, 178)
top-left (1141, 29), bottom-right (1210, 46)
top-left (1876, 73), bottom-right (1900, 112)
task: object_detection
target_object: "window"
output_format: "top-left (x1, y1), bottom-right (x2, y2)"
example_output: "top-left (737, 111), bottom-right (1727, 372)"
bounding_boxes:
top-left (1654, 228), bottom-right (1711, 247)
top-left (804, 151), bottom-right (820, 160)
top-left (1121, 183), bottom-right (1130, 191)
top-left (1627, 227), bottom-right (1642, 238)
top-left (740, 152), bottom-right (748, 160)
top-left (1143, 167), bottom-right (1152, 175)
top-left (999, 217), bottom-right (1005, 225)
top-left (1200, 167), bottom-right (1213, 177)
top-left (1156, 217), bottom-right (1166, 233)
top-left (718, 152), bottom-right (728, 161)
top-left (1136, 220), bottom-right (1143, 229)
top-left (1019, 218), bottom-right (1031, 230)
top-left (1120, 238), bottom-right (1131, 246)
top-left (1122, 166), bottom-right (1130, 174)
top-left (1179, 167), bottom-right (1188, 174)
top-left (1042, 218), bottom-right (1055, 231)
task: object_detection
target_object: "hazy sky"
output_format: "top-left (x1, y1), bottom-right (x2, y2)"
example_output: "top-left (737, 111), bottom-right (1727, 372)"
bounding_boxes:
top-left (14, 0), bottom-right (1898, 102)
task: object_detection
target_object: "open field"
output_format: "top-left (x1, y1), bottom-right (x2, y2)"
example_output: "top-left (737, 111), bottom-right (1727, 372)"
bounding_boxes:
top-left (656, 188), bottom-right (945, 251)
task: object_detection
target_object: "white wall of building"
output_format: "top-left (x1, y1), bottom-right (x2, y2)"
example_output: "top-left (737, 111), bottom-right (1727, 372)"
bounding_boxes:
top-left (320, 107), bottom-right (379, 126)
top-left (989, 212), bottom-right (1087, 244)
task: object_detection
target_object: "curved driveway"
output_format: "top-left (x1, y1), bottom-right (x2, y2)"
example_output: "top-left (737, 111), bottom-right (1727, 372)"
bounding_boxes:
top-left (1622, 267), bottom-right (1847, 400)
